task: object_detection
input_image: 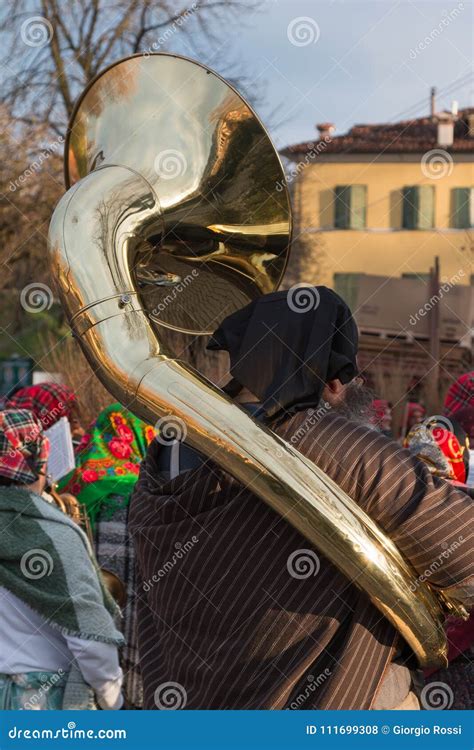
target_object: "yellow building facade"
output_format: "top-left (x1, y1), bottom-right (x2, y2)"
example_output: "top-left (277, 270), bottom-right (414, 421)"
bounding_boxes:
top-left (283, 113), bottom-right (474, 289)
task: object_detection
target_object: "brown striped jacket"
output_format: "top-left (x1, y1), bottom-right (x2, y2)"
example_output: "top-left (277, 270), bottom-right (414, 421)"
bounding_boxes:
top-left (129, 410), bottom-right (474, 709)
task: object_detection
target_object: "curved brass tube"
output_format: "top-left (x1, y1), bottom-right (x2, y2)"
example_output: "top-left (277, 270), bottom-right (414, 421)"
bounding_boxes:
top-left (49, 163), bottom-right (463, 667)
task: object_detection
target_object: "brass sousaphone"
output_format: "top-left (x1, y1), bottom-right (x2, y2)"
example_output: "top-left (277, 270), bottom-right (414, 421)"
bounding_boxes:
top-left (48, 53), bottom-right (466, 667)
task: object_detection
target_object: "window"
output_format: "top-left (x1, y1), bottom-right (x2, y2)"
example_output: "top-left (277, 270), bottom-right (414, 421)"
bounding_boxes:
top-left (334, 185), bottom-right (367, 229)
top-left (402, 186), bottom-right (434, 229)
top-left (452, 187), bottom-right (474, 228)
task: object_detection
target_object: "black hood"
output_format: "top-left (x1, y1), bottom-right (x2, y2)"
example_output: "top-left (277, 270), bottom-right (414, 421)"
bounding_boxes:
top-left (207, 286), bottom-right (359, 418)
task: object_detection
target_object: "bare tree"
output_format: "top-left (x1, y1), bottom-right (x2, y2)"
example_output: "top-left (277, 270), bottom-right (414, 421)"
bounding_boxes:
top-left (0, 0), bottom-right (263, 368)
top-left (1, 0), bottom-right (262, 136)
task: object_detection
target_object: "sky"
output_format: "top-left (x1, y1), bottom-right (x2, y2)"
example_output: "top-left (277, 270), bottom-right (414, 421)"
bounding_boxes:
top-left (171, 0), bottom-right (473, 150)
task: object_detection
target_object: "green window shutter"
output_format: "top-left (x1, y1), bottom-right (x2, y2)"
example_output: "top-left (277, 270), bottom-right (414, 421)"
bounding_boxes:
top-left (350, 185), bottom-right (367, 229)
top-left (452, 187), bottom-right (474, 228)
top-left (335, 186), bottom-right (351, 228)
top-left (402, 186), bottom-right (434, 229)
top-left (334, 185), bottom-right (367, 229)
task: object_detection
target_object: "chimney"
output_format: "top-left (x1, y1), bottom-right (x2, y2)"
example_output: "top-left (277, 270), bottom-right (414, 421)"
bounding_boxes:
top-left (430, 86), bottom-right (436, 117)
top-left (437, 112), bottom-right (454, 147)
top-left (316, 122), bottom-right (335, 140)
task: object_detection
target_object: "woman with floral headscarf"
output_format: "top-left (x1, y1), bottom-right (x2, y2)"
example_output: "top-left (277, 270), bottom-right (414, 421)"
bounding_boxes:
top-left (58, 403), bottom-right (156, 708)
top-left (0, 409), bottom-right (124, 710)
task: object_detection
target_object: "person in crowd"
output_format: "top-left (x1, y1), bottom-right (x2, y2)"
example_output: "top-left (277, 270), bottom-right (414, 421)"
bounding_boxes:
top-left (405, 416), bottom-right (473, 708)
top-left (0, 409), bottom-right (124, 710)
top-left (403, 400), bottom-right (426, 437)
top-left (371, 398), bottom-right (393, 437)
top-left (129, 287), bottom-right (473, 711)
top-left (444, 371), bottom-right (474, 418)
top-left (58, 403), bottom-right (155, 708)
top-left (444, 372), bottom-right (474, 488)
top-left (7, 382), bottom-right (84, 449)
top-left (404, 420), bottom-right (469, 487)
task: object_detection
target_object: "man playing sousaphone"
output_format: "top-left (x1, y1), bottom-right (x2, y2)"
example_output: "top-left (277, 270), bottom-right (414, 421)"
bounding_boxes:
top-left (130, 287), bottom-right (473, 710)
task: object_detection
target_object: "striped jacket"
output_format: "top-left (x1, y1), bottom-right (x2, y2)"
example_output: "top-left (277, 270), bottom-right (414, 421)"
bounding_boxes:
top-left (129, 410), bottom-right (474, 709)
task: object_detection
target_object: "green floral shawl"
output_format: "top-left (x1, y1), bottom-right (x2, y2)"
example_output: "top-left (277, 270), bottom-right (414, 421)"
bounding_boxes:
top-left (58, 403), bottom-right (155, 527)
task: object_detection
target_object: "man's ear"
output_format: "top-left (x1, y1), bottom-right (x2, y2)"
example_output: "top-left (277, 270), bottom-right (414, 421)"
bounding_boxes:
top-left (322, 379), bottom-right (346, 406)
top-left (325, 379), bottom-right (344, 394)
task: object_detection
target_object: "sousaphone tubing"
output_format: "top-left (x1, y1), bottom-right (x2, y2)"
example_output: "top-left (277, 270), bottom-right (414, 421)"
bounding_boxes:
top-left (49, 53), bottom-right (466, 668)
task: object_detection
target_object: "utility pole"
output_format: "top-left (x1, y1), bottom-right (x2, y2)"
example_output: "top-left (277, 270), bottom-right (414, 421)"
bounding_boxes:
top-left (427, 256), bottom-right (440, 413)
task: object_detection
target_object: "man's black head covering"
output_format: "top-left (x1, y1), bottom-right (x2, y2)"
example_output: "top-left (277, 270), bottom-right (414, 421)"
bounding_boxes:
top-left (207, 286), bottom-right (359, 418)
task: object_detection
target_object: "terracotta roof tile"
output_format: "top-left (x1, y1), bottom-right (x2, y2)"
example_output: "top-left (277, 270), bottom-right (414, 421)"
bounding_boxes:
top-left (281, 108), bottom-right (474, 156)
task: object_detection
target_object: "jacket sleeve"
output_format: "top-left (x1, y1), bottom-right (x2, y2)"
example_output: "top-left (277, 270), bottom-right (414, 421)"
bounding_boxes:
top-left (292, 412), bottom-right (474, 605)
top-left (65, 635), bottom-right (123, 709)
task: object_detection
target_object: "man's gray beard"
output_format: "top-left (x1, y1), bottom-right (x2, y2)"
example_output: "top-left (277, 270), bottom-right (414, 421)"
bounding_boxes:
top-left (319, 382), bottom-right (376, 427)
